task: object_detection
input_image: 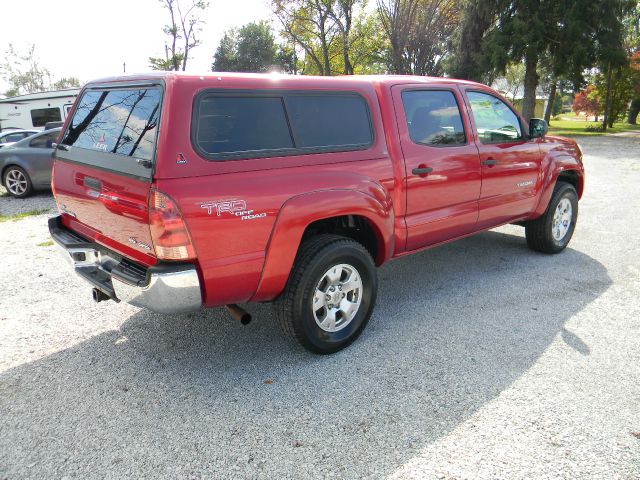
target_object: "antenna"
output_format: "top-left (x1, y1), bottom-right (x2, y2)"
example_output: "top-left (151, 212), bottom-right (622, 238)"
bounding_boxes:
top-left (123, 62), bottom-right (126, 73)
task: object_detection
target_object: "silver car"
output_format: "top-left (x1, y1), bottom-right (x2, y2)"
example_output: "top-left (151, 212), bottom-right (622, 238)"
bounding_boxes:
top-left (0, 129), bottom-right (39, 149)
top-left (0, 128), bottom-right (61, 198)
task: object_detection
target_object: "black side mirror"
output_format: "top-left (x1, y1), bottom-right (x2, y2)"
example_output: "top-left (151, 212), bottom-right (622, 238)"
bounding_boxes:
top-left (529, 118), bottom-right (548, 138)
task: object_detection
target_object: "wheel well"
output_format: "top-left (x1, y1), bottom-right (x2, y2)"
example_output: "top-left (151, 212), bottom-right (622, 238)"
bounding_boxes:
top-left (301, 215), bottom-right (382, 264)
top-left (557, 170), bottom-right (582, 197)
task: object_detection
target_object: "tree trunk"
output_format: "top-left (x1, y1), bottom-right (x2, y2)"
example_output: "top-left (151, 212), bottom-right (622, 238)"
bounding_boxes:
top-left (544, 82), bottom-right (557, 124)
top-left (521, 55), bottom-right (539, 122)
top-left (602, 63), bottom-right (613, 132)
top-left (627, 98), bottom-right (640, 124)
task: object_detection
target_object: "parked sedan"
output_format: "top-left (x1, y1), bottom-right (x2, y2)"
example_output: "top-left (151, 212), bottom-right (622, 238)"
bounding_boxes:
top-left (0, 129), bottom-right (39, 149)
top-left (0, 128), bottom-right (61, 198)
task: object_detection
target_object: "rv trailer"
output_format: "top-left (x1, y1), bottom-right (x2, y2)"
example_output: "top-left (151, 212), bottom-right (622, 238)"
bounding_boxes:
top-left (0, 88), bottom-right (79, 132)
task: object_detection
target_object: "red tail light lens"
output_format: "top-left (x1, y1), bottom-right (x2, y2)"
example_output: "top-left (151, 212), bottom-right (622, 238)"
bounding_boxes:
top-left (148, 189), bottom-right (196, 260)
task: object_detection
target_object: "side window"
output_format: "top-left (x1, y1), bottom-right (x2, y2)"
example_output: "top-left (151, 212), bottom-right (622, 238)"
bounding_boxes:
top-left (30, 107), bottom-right (62, 127)
top-left (5, 133), bottom-right (26, 142)
top-left (29, 132), bottom-right (57, 148)
top-left (284, 94), bottom-right (372, 149)
top-left (195, 96), bottom-right (293, 156)
top-left (193, 91), bottom-right (374, 159)
top-left (401, 90), bottom-right (466, 146)
top-left (467, 91), bottom-right (523, 144)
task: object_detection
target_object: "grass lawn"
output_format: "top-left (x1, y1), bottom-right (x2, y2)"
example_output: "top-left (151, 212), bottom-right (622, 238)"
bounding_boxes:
top-left (548, 116), bottom-right (640, 137)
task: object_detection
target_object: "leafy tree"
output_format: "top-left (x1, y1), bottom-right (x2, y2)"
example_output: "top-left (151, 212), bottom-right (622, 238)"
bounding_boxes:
top-left (447, 0), bottom-right (497, 81)
top-left (1, 44), bottom-right (80, 97)
top-left (213, 22), bottom-right (286, 73)
top-left (149, 0), bottom-right (208, 71)
top-left (53, 77), bottom-right (81, 90)
top-left (572, 85), bottom-right (602, 120)
top-left (480, 0), bottom-right (632, 122)
top-left (377, 0), bottom-right (458, 76)
top-left (273, 0), bottom-right (339, 75)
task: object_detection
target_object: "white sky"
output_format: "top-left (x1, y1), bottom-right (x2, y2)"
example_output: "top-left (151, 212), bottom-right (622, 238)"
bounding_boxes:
top-left (0, 0), bottom-right (274, 93)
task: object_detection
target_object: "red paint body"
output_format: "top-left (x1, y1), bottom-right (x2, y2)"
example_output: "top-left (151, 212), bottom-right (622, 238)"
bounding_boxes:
top-left (52, 73), bottom-right (584, 308)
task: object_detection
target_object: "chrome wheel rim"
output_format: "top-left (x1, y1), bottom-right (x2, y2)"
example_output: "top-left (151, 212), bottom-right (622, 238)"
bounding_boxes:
top-left (5, 169), bottom-right (28, 196)
top-left (552, 198), bottom-right (572, 241)
top-left (312, 263), bottom-right (363, 332)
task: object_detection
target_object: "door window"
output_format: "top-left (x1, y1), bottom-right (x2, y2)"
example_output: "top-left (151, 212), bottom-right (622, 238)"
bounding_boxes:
top-left (29, 131), bottom-right (58, 148)
top-left (467, 91), bottom-right (523, 144)
top-left (401, 90), bottom-right (466, 146)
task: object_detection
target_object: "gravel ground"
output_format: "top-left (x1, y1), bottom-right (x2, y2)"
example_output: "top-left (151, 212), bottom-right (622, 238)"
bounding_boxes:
top-left (0, 136), bottom-right (639, 479)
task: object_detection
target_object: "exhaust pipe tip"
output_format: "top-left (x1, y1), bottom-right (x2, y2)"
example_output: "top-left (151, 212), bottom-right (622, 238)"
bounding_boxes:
top-left (225, 304), bottom-right (252, 325)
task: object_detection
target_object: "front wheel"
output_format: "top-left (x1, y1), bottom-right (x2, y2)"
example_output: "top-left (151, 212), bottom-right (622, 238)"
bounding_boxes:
top-left (525, 182), bottom-right (578, 253)
top-left (274, 235), bottom-right (378, 354)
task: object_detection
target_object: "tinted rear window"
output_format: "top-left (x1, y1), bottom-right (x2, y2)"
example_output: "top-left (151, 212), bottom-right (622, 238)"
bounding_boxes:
top-left (193, 91), bottom-right (373, 160)
top-left (61, 87), bottom-right (161, 162)
top-left (285, 95), bottom-right (372, 149)
top-left (196, 96), bottom-right (293, 155)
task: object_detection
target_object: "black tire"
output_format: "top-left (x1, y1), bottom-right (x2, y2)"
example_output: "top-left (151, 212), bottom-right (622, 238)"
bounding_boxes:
top-left (274, 234), bottom-right (378, 354)
top-left (3, 166), bottom-right (33, 198)
top-left (525, 182), bottom-right (578, 254)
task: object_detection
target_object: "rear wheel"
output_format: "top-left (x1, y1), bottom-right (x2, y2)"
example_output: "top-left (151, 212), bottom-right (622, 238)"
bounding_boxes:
top-left (525, 182), bottom-right (578, 253)
top-left (274, 234), bottom-right (377, 354)
top-left (3, 166), bottom-right (33, 198)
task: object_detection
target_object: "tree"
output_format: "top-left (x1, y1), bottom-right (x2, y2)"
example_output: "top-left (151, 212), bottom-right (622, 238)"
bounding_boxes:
top-left (273, 0), bottom-right (339, 75)
top-left (1, 44), bottom-right (81, 97)
top-left (1, 44), bottom-right (51, 96)
top-left (447, 0), bottom-right (497, 81)
top-left (481, 0), bottom-right (631, 122)
top-left (572, 85), bottom-right (602, 120)
top-left (377, 0), bottom-right (458, 76)
top-left (627, 51), bottom-right (640, 123)
top-left (213, 22), bottom-right (289, 73)
top-left (53, 77), bottom-right (81, 90)
top-left (149, 0), bottom-right (208, 71)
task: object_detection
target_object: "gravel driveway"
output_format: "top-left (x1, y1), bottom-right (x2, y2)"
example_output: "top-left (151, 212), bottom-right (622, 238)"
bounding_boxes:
top-left (1, 136), bottom-right (639, 479)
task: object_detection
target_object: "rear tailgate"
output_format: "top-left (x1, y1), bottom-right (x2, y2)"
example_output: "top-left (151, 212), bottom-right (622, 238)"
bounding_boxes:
top-left (52, 83), bottom-right (163, 266)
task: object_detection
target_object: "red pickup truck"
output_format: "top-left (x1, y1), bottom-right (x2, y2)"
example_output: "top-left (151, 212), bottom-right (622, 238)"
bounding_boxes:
top-left (49, 72), bottom-right (584, 353)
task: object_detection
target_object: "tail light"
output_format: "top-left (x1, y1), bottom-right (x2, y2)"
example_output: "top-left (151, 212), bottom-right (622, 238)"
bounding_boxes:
top-left (148, 189), bottom-right (196, 261)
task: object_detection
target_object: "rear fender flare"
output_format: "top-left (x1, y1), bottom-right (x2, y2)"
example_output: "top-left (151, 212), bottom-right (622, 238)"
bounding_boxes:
top-left (251, 189), bottom-right (394, 302)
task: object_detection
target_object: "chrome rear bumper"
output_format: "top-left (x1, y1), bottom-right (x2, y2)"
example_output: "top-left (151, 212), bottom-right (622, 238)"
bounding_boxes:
top-left (49, 216), bottom-right (202, 314)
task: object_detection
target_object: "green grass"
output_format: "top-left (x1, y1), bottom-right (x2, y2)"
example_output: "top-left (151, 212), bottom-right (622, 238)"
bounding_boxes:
top-left (37, 240), bottom-right (54, 247)
top-left (0, 209), bottom-right (49, 223)
top-left (548, 116), bottom-right (640, 137)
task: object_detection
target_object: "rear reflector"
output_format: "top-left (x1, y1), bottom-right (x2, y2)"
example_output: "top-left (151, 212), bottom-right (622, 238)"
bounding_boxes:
top-left (149, 189), bottom-right (196, 261)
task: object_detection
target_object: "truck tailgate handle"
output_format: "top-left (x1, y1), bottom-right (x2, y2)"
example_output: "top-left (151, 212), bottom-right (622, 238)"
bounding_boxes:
top-left (412, 167), bottom-right (433, 176)
top-left (83, 176), bottom-right (101, 190)
top-left (482, 159), bottom-right (498, 166)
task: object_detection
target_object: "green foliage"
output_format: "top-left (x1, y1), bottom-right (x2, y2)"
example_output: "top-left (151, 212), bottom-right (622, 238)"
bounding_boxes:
top-left (213, 22), bottom-right (297, 73)
top-left (1, 45), bottom-right (80, 96)
top-left (149, 0), bottom-right (208, 71)
top-left (593, 59), bottom-right (640, 125)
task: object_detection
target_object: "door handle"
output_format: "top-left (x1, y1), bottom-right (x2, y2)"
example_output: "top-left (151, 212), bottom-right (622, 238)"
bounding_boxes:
top-left (412, 167), bottom-right (433, 176)
top-left (482, 159), bottom-right (498, 166)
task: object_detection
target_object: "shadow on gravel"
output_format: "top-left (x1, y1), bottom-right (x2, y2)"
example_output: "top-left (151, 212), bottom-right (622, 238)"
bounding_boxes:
top-left (0, 230), bottom-right (611, 478)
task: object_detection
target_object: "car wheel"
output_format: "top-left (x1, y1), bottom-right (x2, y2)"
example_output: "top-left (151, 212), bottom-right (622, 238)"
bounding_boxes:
top-left (274, 234), bottom-right (378, 354)
top-left (3, 166), bottom-right (33, 198)
top-left (525, 182), bottom-right (578, 254)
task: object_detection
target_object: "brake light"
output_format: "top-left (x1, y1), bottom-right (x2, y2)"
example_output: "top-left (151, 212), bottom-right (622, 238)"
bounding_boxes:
top-left (148, 189), bottom-right (196, 260)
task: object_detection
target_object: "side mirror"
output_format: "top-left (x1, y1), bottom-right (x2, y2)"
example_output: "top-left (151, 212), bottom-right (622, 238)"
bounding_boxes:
top-left (529, 118), bottom-right (548, 139)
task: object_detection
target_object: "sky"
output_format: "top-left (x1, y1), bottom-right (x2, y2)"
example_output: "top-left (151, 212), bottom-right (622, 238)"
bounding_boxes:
top-left (0, 0), bottom-right (274, 93)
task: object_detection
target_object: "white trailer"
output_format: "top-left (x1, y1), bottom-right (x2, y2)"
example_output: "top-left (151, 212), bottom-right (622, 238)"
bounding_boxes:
top-left (0, 88), bottom-right (80, 132)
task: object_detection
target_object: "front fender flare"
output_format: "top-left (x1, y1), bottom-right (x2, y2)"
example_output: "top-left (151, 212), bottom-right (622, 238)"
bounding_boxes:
top-left (251, 189), bottom-right (394, 302)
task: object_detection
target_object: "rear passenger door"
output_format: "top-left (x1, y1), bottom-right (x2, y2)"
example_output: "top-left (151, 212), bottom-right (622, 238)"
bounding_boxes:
top-left (462, 89), bottom-right (542, 228)
top-left (392, 85), bottom-right (481, 250)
